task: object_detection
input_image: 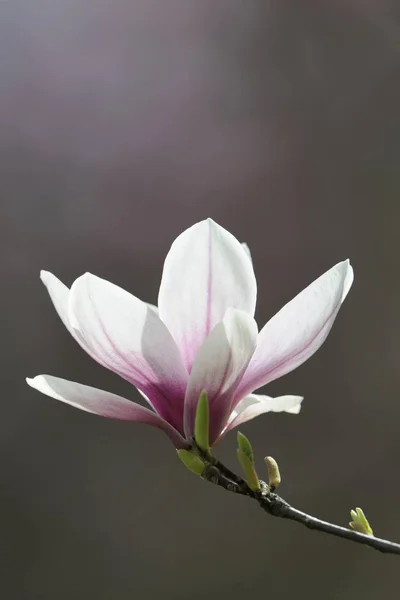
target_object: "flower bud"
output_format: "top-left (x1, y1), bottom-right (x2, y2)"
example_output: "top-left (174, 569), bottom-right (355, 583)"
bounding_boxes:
top-left (264, 456), bottom-right (281, 490)
top-left (349, 507), bottom-right (374, 536)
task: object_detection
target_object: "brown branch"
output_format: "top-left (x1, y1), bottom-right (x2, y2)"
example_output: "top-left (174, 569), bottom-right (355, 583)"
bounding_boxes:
top-left (200, 457), bottom-right (400, 556)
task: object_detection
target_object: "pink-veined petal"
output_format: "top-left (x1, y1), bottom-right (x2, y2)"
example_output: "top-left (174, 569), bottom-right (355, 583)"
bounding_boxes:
top-left (183, 308), bottom-right (258, 444)
top-left (224, 393), bottom-right (303, 434)
top-left (235, 260), bottom-right (353, 400)
top-left (68, 273), bottom-right (188, 431)
top-left (158, 219), bottom-right (257, 371)
top-left (40, 270), bottom-right (102, 356)
top-left (26, 375), bottom-right (188, 448)
top-left (40, 272), bottom-right (160, 414)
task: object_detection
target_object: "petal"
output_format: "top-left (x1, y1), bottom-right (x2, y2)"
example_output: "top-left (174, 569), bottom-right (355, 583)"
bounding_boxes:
top-left (68, 273), bottom-right (188, 431)
top-left (236, 260), bottom-right (353, 400)
top-left (40, 270), bottom-right (105, 358)
top-left (241, 242), bottom-right (252, 264)
top-left (225, 393), bottom-right (303, 433)
top-left (183, 308), bottom-right (258, 444)
top-left (158, 219), bottom-right (257, 371)
top-left (40, 270), bottom-right (76, 338)
top-left (146, 303), bottom-right (159, 315)
top-left (26, 375), bottom-right (188, 448)
top-left (40, 272), bottom-right (181, 423)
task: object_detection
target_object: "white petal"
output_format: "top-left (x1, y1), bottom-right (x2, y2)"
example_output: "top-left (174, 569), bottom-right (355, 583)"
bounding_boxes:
top-left (236, 260), bottom-right (354, 399)
top-left (68, 273), bottom-right (188, 428)
top-left (146, 303), bottom-right (159, 315)
top-left (241, 242), bottom-right (252, 264)
top-left (225, 393), bottom-right (303, 433)
top-left (26, 375), bottom-right (188, 448)
top-left (158, 219), bottom-right (257, 371)
top-left (40, 270), bottom-right (95, 354)
top-left (40, 270), bottom-right (74, 336)
top-left (183, 308), bottom-right (258, 443)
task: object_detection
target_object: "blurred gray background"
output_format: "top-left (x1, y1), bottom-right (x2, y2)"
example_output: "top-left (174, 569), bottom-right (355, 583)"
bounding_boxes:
top-left (1, 1), bottom-right (400, 598)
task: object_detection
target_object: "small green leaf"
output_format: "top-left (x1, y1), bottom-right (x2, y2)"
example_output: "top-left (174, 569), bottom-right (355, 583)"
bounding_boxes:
top-left (194, 390), bottom-right (210, 452)
top-left (177, 449), bottom-right (206, 476)
top-left (237, 431), bottom-right (254, 465)
top-left (349, 507), bottom-right (374, 536)
top-left (237, 449), bottom-right (260, 492)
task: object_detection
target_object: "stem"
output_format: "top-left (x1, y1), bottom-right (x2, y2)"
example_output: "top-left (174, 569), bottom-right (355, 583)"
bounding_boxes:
top-left (257, 493), bottom-right (400, 555)
top-left (194, 440), bottom-right (252, 495)
top-left (202, 456), bottom-right (400, 556)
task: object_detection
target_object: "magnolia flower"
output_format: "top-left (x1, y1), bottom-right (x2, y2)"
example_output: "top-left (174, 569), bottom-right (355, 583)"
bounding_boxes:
top-left (27, 219), bottom-right (353, 449)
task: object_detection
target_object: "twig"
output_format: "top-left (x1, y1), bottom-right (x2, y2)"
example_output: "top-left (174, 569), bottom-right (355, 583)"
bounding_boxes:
top-left (200, 455), bottom-right (400, 555)
top-left (257, 492), bottom-right (400, 555)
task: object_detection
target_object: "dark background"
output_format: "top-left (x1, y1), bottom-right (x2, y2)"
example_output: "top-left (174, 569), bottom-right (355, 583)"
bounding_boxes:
top-left (1, 1), bottom-right (400, 598)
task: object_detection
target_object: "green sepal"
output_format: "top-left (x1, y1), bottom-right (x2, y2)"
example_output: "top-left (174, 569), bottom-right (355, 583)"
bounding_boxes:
top-left (177, 449), bottom-right (206, 476)
top-left (237, 449), bottom-right (260, 492)
top-left (237, 431), bottom-right (255, 465)
top-left (194, 390), bottom-right (210, 452)
top-left (349, 507), bottom-right (374, 536)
